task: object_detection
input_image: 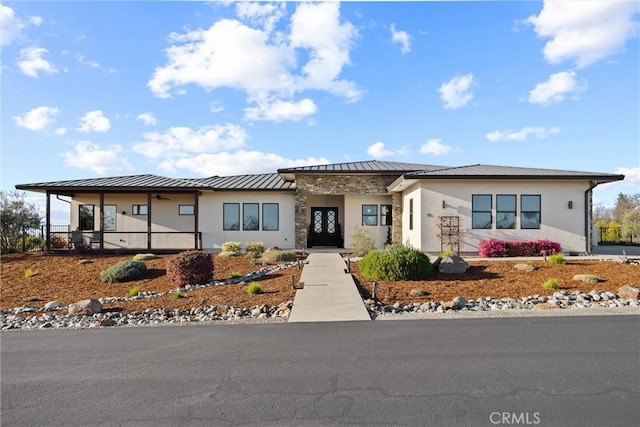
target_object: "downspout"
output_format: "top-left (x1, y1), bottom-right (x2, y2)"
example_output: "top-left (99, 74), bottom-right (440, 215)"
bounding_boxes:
top-left (584, 180), bottom-right (600, 255)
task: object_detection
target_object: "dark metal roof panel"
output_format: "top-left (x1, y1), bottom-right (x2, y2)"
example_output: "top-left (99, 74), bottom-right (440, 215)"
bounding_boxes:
top-left (278, 160), bottom-right (445, 173)
top-left (15, 174), bottom-right (206, 191)
top-left (199, 173), bottom-right (296, 191)
top-left (405, 164), bottom-right (625, 181)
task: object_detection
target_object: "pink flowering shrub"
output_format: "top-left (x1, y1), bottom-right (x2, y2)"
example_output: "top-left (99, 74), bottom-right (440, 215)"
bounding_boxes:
top-left (479, 239), bottom-right (562, 257)
top-left (478, 239), bottom-right (508, 257)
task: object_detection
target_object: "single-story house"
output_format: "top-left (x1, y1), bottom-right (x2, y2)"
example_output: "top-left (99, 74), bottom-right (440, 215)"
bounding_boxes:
top-left (15, 160), bottom-right (624, 254)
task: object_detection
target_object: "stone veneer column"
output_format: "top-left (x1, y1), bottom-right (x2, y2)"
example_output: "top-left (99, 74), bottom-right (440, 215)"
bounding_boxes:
top-left (392, 192), bottom-right (403, 244)
top-left (294, 192), bottom-right (307, 249)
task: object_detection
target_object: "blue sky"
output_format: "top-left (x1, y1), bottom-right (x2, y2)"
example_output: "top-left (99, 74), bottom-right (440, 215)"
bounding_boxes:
top-left (2, 1), bottom-right (639, 225)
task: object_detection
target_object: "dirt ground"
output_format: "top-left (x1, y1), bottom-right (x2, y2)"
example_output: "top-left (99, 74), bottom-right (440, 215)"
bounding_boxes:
top-left (1, 252), bottom-right (638, 313)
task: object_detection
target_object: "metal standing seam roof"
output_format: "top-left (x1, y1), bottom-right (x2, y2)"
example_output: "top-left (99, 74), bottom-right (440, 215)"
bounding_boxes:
top-left (15, 174), bottom-right (207, 192)
top-left (195, 173), bottom-right (296, 191)
top-left (404, 164), bottom-right (625, 182)
top-left (277, 160), bottom-right (446, 173)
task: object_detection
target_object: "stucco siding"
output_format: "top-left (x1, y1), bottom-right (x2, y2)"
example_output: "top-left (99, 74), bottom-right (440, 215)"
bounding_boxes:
top-left (343, 194), bottom-right (393, 249)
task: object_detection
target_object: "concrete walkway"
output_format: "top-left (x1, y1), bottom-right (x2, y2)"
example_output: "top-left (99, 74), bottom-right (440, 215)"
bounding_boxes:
top-left (288, 253), bottom-right (371, 323)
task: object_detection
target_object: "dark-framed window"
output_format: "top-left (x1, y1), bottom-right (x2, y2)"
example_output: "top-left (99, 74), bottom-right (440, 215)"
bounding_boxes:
top-left (496, 195), bottom-right (516, 229)
top-left (409, 198), bottom-right (414, 230)
top-left (104, 205), bottom-right (117, 231)
top-left (179, 205), bottom-right (195, 215)
top-left (132, 204), bottom-right (148, 215)
top-left (223, 203), bottom-right (240, 230)
top-left (262, 203), bottom-right (279, 231)
top-left (362, 205), bottom-right (378, 226)
top-left (243, 203), bottom-right (259, 231)
top-left (521, 195), bottom-right (541, 229)
top-left (472, 194), bottom-right (492, 229)
top-left (381, 204), bottom-right (392, 226)
top-left (79, 204), bottom-right (94, 230)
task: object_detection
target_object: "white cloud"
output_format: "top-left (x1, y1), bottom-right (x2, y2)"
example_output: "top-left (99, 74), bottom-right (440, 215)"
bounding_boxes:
top-left (209, 101), bottom-right (225, 113)
top-left (244, 98), bottom-right (317, 122)
top-left (437, 73), bottom-right (474, 109)
top-left (133, 124), bottom-right (247, 159)
top-left (390, 23), bottom-right (411, 54)
top-left (62, 141), bottom-right (134, 175)
top-left (17, 47), bottom-right (58, 78)
top-left (528, 70), bottom-right (587, 105)
top-left (136, 112), bottom-right (157, 126)
top-left (235, 1), bottom-right (286, 34)
top-left (525, 1), bottom-right (639, 68)
top-left (486, 126), bottom-right (560, 142)
top-left (78, 110), bottom-right (111, 133)
top-left (148, 2), bottom-right (360, 121)
top-left (54, 128), bottom-right (67, 136)
top-left (13, 106), bottom-right (59, 132)
top-left (0, 5), bottom-right (41, 47)
top-left (367, 141), bottom-right (394, 158)
top-left (75, 54), bottom-right (100, 69)
top-left (158, 150), bottom-right (329, 176)
top-left (420, 138), bottom-right (453, 156)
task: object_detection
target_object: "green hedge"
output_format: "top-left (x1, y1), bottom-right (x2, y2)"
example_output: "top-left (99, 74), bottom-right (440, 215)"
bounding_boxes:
top-left (359, 244), bottom-right (431, 280)
top-left (100, 261), bottom-right (148, 283)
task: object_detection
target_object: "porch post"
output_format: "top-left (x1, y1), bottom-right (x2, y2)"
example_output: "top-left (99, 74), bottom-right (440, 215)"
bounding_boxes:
top-left (391, 192), bottom-right (403, 245)
top-left (147, 193), bottom-right (152, 250)
top-left (45, 191), bottom-right (51, 252)
top-left (194, 191), bottom-right (200, 249)
top-left (294, 191), bottom-right (307, 249)
top-left (99, 192), bottom-right (104, 250)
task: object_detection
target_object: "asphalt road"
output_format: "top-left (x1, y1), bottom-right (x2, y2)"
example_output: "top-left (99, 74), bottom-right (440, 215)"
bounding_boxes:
top-left (1, 315), bottom-right (639, 426)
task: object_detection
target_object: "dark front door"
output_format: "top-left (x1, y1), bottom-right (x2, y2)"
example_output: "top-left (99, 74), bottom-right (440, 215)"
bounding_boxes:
top-left (310, 207), bottom-right (340, 247)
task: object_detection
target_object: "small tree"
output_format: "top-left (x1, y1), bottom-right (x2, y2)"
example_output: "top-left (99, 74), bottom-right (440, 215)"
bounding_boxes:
top-left (0, 191), bottom-right (41, 253)
top-left (350, 226), bottom-right (376, 256)
top-left (621, 209), bottom-right (640, 243)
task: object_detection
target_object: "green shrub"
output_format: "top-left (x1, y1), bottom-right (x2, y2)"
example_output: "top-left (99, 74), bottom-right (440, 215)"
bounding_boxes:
top-left (230, 271), bottom-right (241, 279)
top-left (132, 253), bottom-right (157, 261)
top-left (172, 290), bottom-right (184, 300)
top-left (246, 282), bottom-right (263, 295)
top-left (128, 286), bottom-right (140, 297)
top-left (359, 244), bottom-right (431, 281)
top-left (440, 250), bottom-right (455, 257)
top-left (221, 241), bottom-right (241, 254)
top-left (245, 241), bottom-right (264, 255)
top-left (543, 278), bottom-right (560, 290)
top-left (350, 226), bottom-right (376, 256)
top-left (100, 261), bottom-right (148, 283)
top-left (548, 253), bottom-right (566, 264)
top-left (261, 249), bottom-right (298, 263)
top-left (24, 268), bottom-right (38, 278)
top-left (166, 250), bottom-right (214, 288)
top-left (572, 274), bottom-right (600, 284)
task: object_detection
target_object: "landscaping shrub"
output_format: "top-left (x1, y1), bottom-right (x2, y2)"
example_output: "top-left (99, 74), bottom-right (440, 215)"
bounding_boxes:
top-left (536, 239), bottom-right (562, 255)
top-left (440, 250), bottom-right (455, 257)
top-left (548, 253), bottom-right (566, 264)
top-left (359, 244), bottom-right (431, 281)
top-left (246, 282), bottom-right (263, 295)
top-left (229, 271), bottom-right (241, 279)
top-left (543, 278), bottom-right (560, 290)
top-left (245, 241), bottom-right (264, 255)
top-left (350, 226), bottom-right (376, 256)
top-left (261, 248), bottom-right (298, 263)
top-left (506, 241), bottom-right (538, 257)
top-left (100, 260), bottom-right (148, 283)
top-left (221, 241), bottom-right (241, 254)
top-left (132, 253), bottom-right (157, 261)
top-left (128, 286), bottom-right (140, 297)
top-left (166, 250), bottom-right (214, 288)
top-left (478, 239), bottom-right (508, 257)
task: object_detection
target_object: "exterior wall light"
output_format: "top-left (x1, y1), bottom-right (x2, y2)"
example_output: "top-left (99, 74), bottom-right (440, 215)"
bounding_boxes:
top-left (568, 201), bottom-right (573, 209)
top-left (442, 200), bottom-right (446, 209)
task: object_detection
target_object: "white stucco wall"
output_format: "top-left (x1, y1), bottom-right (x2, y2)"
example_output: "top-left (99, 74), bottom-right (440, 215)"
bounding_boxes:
top-left (198, 191), bottom-right (296, 251)
top-left (406, 180), bottom-right (591, 254)
top-left (343, 194), bottom-right (393, 249)
top-left (401, 184), bottom-right (423, 250)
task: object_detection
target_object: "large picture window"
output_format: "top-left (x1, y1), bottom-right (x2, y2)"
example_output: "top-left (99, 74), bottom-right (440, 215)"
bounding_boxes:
top-left (223, 203), bottom-right (240, 230)
top-left (521, 195), bottom-right (541, 229)
top-left (103, 205), bottom-right (117, 231)
top-left (262, 203), bottom-right (279, 231)
top-left (243, 203), bottom-right (259, 230)
top-left (380, 204), bottom-right (392, 226)
top-left (472, 195), bottom-right (492, 229)
top-left (362, 205), bottom-right (378, 226)
top-left (496, 195), bottom-right (516, 229)
top-left (79, 204), bottom-right (94, 230)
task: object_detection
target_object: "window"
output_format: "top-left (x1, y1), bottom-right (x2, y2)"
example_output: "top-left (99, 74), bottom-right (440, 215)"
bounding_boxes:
top-left (223, 203), bottom-right (240, 230)
top-left (262, 203), bottom-right (279, 231)
top-left (79, 204), bottom-right (94, 230)
top-left (409, 198), bottom-right (414, 230)
top-left (521, 195), bottom-right (541, 229)
top-left (132, 204), bottom-right (148, 215)
top-left (243, 203), bottom-right (259, 230)
top-left (496, 195), bottom-right (516, 229)
top-left (104, 205), bottom-right (117, 231)
top-left (179, 205), bottom-right (195, 215)
top-left (362, 205), bottom-right (378, 226)
top-left (381, 204), bottom-right (392, 226)
top-left (472, 195), bottom-right (492, 229)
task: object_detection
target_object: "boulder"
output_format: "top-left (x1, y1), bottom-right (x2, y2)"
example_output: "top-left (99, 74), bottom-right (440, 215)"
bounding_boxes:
top-left (68, 299), bottom-right (102, 315)
top-left (43, 301), bottom-right (60, 311)
top-left (409, 289), bottom-right (427, 297)
top-left (438, 255), bottom-right (469, 274)
top-left (617, 284), bottom-right (640, 300)
top-left (428, 255), bottom-right (442, 271)
top-left (441, 300), bottom-right (459, 310)
top-left (453, 296), bottom-right (468, 307)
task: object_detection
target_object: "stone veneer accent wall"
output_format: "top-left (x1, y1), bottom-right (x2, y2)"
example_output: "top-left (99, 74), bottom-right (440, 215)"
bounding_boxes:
top-left (293, 174), bottom-right (402, 248)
